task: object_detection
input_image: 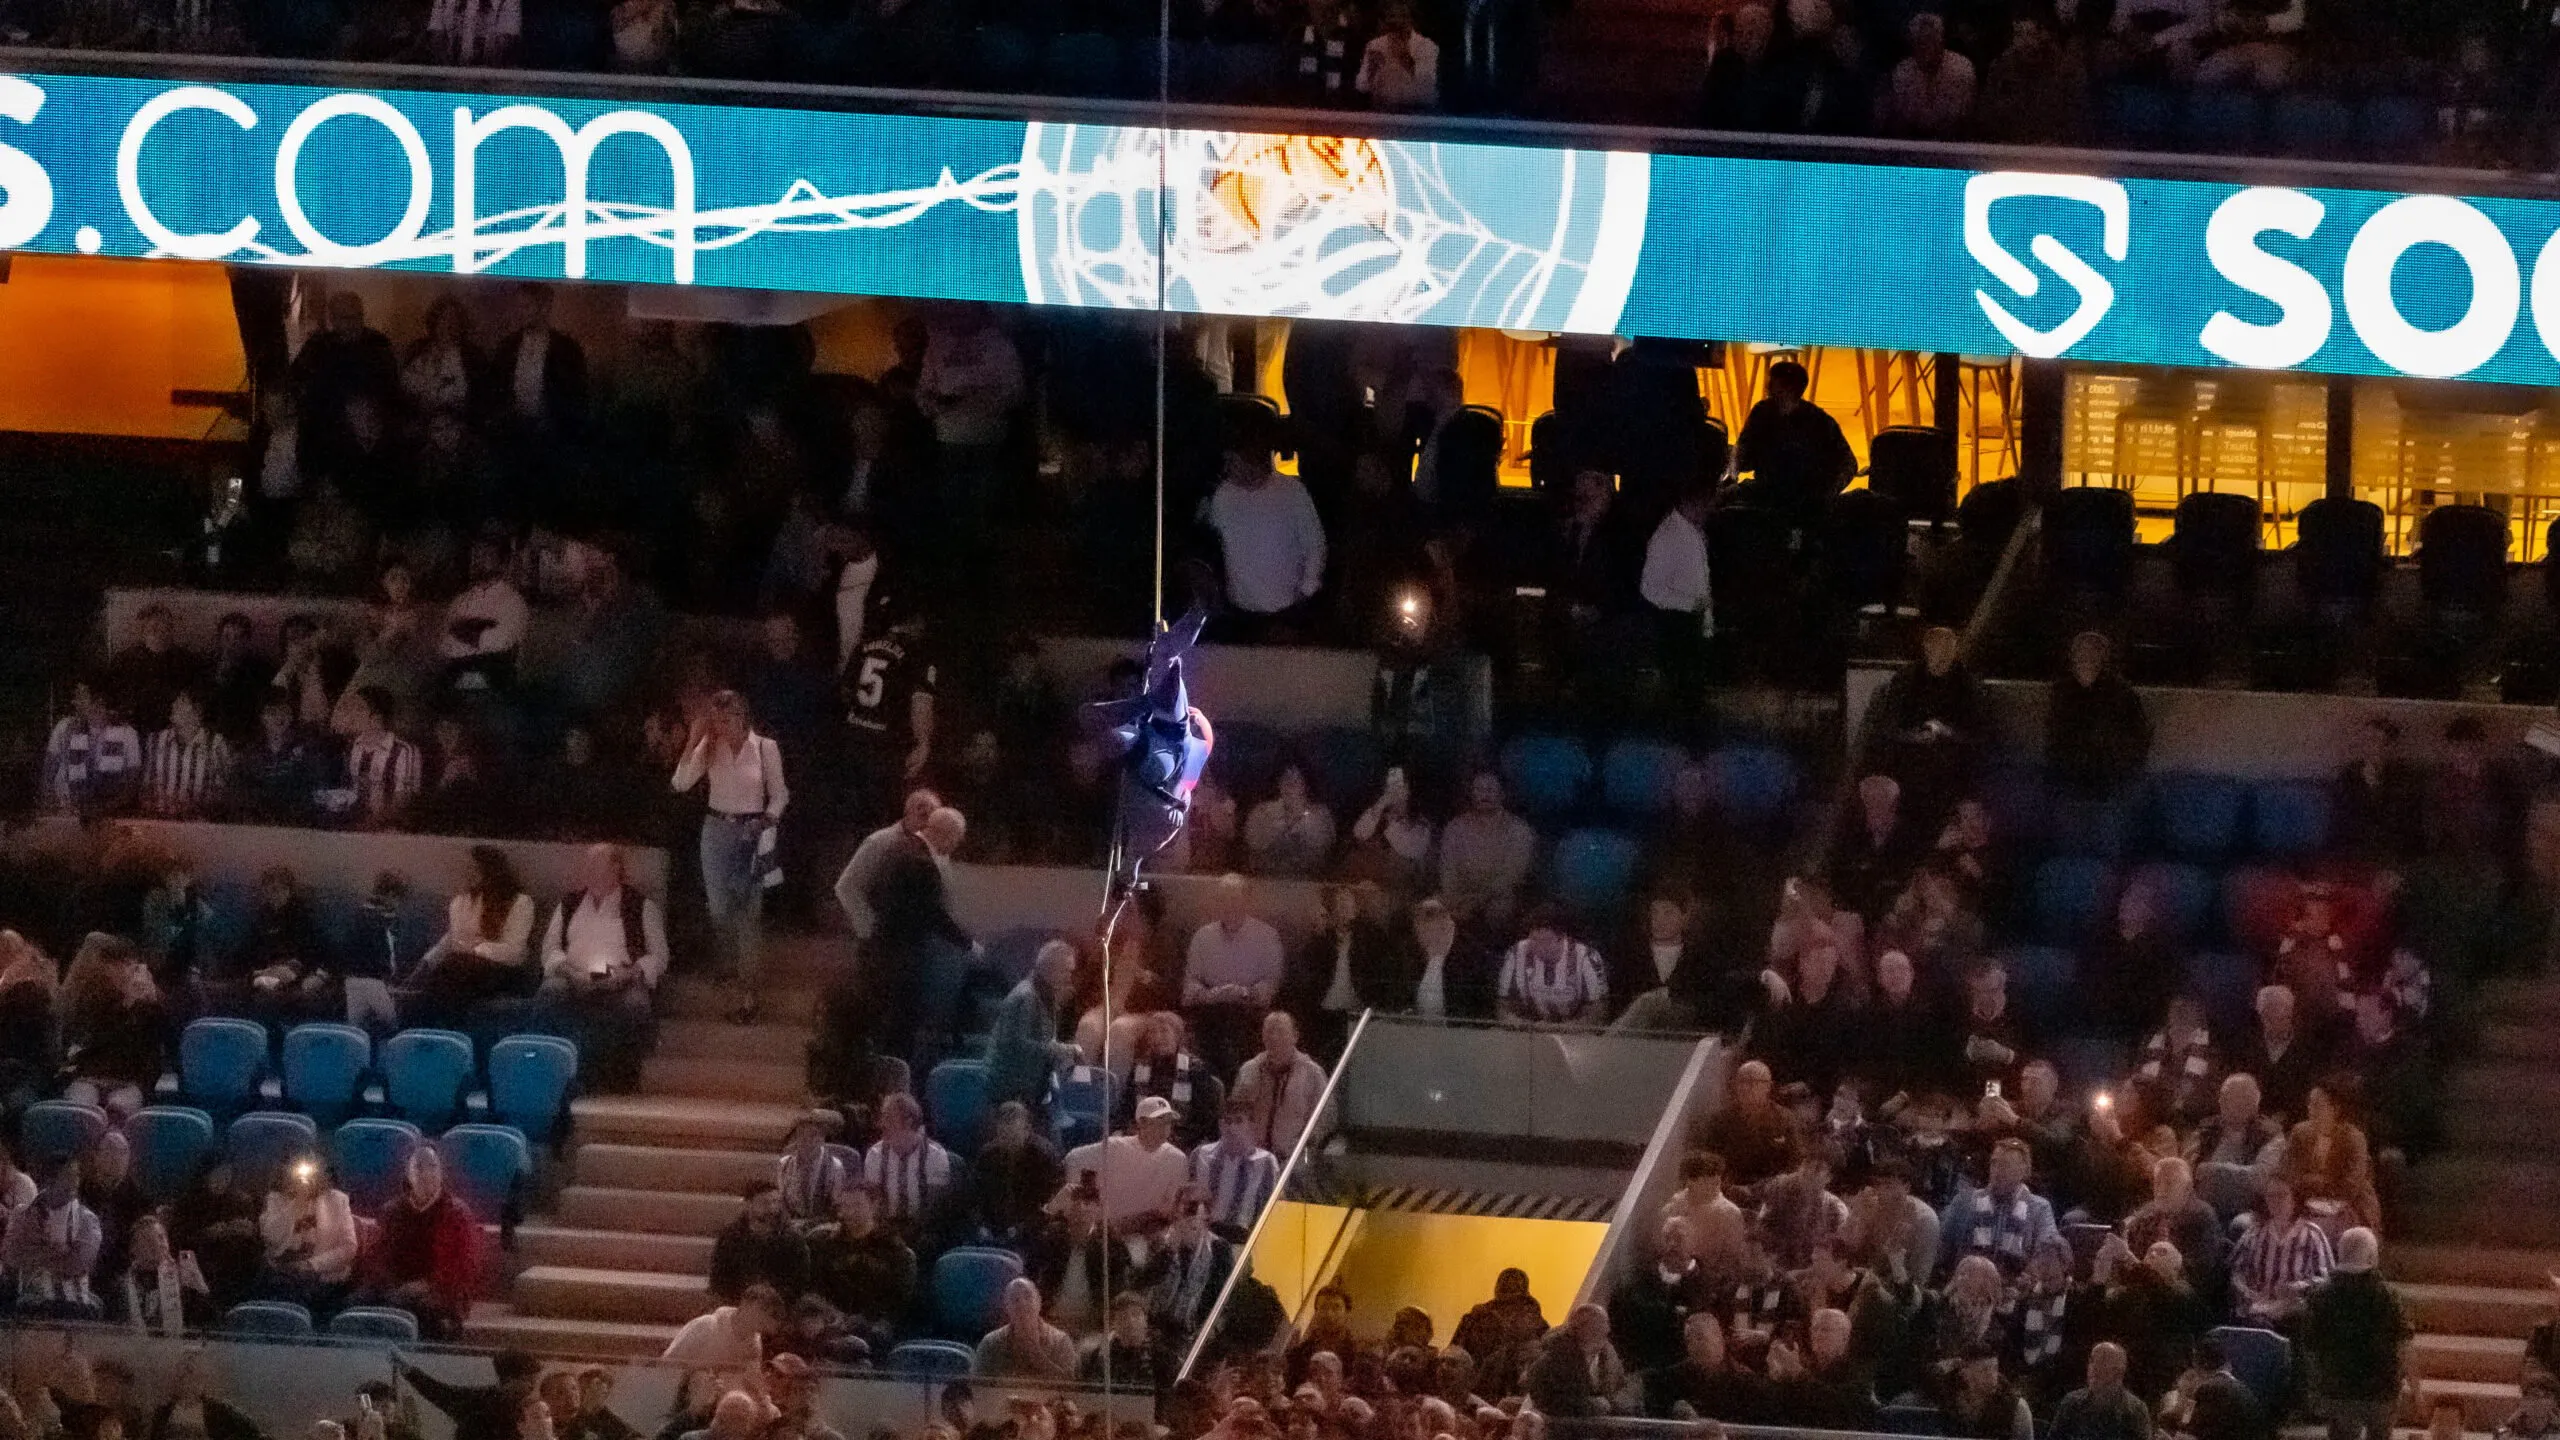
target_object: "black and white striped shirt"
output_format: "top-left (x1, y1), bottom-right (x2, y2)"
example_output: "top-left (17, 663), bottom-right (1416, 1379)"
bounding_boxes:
top-left (1188, 1138), bottom-right (1279, 1233)
top-left (347, 731), bottom-right (422, 821)
top-left (860, 1137), bottom-right (953, 1222)
top-left (144, 727), bottom-right (233, 817)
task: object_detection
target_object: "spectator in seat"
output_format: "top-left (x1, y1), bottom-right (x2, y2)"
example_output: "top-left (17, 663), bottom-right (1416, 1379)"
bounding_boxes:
top-left (2132, 994), bottom-right (2220, 1125)
top-left (710, 1182), bottom-right (809, 1305)
top-left (61, 934), bottom-right (166, 1120)
top-left (492, 283), bottom-right (586, 442)
top-left (109, 1213), bottom-right (213, 1336)
top-left (1877, 860), bottom-right (1986, 977)
top-left (1873, 626), bottom-right (1984, 814)
top-left (1524, 1303), bottom-right (1626, 1418)
top-left (2099, 1236), bottom-right (2208, 1402)
top-left (1942, 1343), bottom-right (2035, 1440)
top-left (2047, 633), bottom-right (2151, 799)
top-left (1695, 1059), bottom-right (1799, 1188)
top-left (1978, 11), bottom-right (2091, 145)
top-left (2124, 1157), bottom-right (2224, 1294)
top-left (106, 604), bottom-right (206, 735)
top-left (2282, 1082), bottom-right (2380, 1232)
top-left (774, 1115), bottom-right (846, 1228)
top-left (1246, 762), bottom-right (1338, 880)
top-left (1190, 1096), bottom-right (1282, 1242)
top-left (1859, 948), bottom-right (1944, 1102)
top-left (805, 1182), bottom-right (914, 1356)
top-left (440, 537), bottom-right (529, 694)
top-left (151, 1349), bottom-right (266, 1440)
top-left (2158, 1335), bottom-right (2268, 1440)
top-left (142, 691), bottom-right (231, 819)
top-left (237, 693), bottom-right (325, 825)
top-left (2233, 984), bottom-right (2329, 1124)
top-left (1144, 1189), bottom-right (1239, 1345)
top-left (1737, 360), bottom-right (1856, 528)
top-left (1290, 0), bottom-right (1364, 103)
top-left (1757, 1145), bottom-right (1850, 1270)
top-left (2333, 716), bottom-right (2421, 863)
top-left (1203, 436), bottom-right (1328, 642)
top-left (967, 1102), bottom-right (1062, 1247)
top-left (1698, 3), bottom-right (1808, 131)
top-left (663, 1282), bottom-right (783, 1374)
top-left (2299, 1229), bottom-right (2409, 1440)
top-left (1451, 1268), bottom-right (1551, 1397)
top-left (2193, 0), bottom-right (2306, 88)
top-left (1028, 1173), bottom-right (1135, 1337)
top-left (1954, 962), bottom-right (2024, 1095)
top-left (1882, 11), bottom-right (1976, 136)
top-left (1083, 1291), bottom-right (1161, 1389)
top-left (2188, 1072), bottom-right (2283, 1209)
top-left (986, 939), bottom-right (1081, 1115)
top-left (360, 1146), bottom-right (484, 1340)
top-left (1184, 875), bottom-right (1286, 1074)
top-left (1752, 940), bottom-right (1855, 1098)
top-left (232, 863), bottom-right (333, 1028)
top-left (1978, 1059), bottom-right (2082, 1206)
top-left (341, 686), bottom-right (422, 829)
top-left (1290, 883), bottom-right (1399, 1061)
top-left (672, 691), bottom-right (791, 1026)
top-left (1440, 772), bottom-right (1538, 936)
top-left (1643, 1309), bottom-right (1755, 1420)
top-left (1497, 906), bottom-right (1610, 1027)
top-left (419, 845), bottom-right (538, 1013)
top-left (5, 1162), bottom-right (103, 1318)
top-left (1843, 1158), bottom-right (1940, 1292)
top-left (977, 1276), bottom-right (1079, 1381)
top-left (1660, 1150), bottom-right (1748, 1282)
top-left (1832, 774), bottom-right (1919, 922)
top-left (1065, 1096), bottom-right (1192, 1240)
top-left (44, 679), bottom-right (143, 817)
top-left (168, 1159), bottom-right (260, 1312)
top-left (2095, 884), bottom-right (2185, 1046)
top-left (1119, 1011), bottom-right (1221, 1147)
top-left (1234, 1010), bottom-right (1330, 1161)
top-left (255, 1152), bottom-right (358, 1313)
top-left (1355, 0), bottom-right (1440, 110)
top-left (202, 613), bottom-right (267, 745)
top-left (1345, 767), bottom-right (1434, 898)
top-left (539, 843), bottom-right (670, 1093)
top-left (2047, 1341), bottom-right (2150, 1440)
top-left (1614, 1213), bottom-right (1717, 1374)
top-left (859, 1092), bottom-right (954, 1235)
top-left (1402, 895), bottom-right (1491, 1021)
top-left (2228, 1174), bottom-right (2330, 1328)
top-left (1939, 1138), bottom-right (2056, 1280)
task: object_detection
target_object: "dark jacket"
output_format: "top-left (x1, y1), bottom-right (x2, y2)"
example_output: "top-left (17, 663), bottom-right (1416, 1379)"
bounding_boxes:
top-left (488, 328), bottom-right (588, 434)
top-left (2186, 1370), bottom-right (2271, 1440)
top-left (868, 847), bottom-right (968, 955)
top-left (2045, 673), bottom-right (2152, 797)
top-left (806, 1224), bottom-right (916, 1327)
top-left (1023, 1221), bottom-right (1136, 1307)
top-left (2300, 1269), bottom-right (2410, 1403)
top-left (1521, 1329), bottom-right (1612, 1419)
top-left (1139, 1232), bottom-right (1239, 1338)
top-left (708, 1217), bottom-right (810, 1303)
top-left (1285, 921), bottom-right (1408, 1020)
top-left (148, 1399), bottom-right (264, 1440)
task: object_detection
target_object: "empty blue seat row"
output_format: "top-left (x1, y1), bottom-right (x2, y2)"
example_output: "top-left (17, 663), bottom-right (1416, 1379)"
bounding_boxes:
top-left (176, 1021), bottom-right (575, 1140)
top-left (1994, 770), bottom-right (2333, 863)
top-left (1501, 735), bottom-right (1800, 827)
top-left (1206, 721), bottom-right (1387, 809)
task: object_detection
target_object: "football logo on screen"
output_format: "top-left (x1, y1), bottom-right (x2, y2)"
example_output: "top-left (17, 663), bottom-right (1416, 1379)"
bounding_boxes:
top-left (1964, 173), bottom-right (2129, 359)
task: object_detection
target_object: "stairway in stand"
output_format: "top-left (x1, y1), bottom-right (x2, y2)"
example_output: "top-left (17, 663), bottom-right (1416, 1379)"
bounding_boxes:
top-left (463, 935), bottom-right (837, 1358)
top-left (2395, 975), bottom-right (2560, 1429)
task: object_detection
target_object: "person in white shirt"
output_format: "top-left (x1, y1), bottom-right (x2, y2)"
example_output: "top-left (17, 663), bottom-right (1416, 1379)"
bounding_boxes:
top-left (1356, 1), bottom-right (1442, 110)
top-left (441, 537), bottom-right (530, 692)
top-left (672, 691), bottom-right (789, 1023)
top-left (343, 686), bottom-right (423, 830)
top-left (662, 1283), bottom-right (782, 1378)
top-left (427, 0), bottom-right (521, 63)
top-left (44, 680), bottom-right (142, 816)
top-left (540, 844), bottom-right (670, 1092)
top-left (1184, 874), bottom-right (1287, 1073)
top-left (255, 1152), bottom-right (359, 1311)
top-left (1883, 13), bottom-right (1977, 138)
top-left (1641, 484), bottom-right (1716, 725)
top-left (1061, 1097), bottom-right (1192, 1238)
top-left (1405, 897), bottom-right (1468, 1019)
top-left (1231, 1011), bottom-right (1330, 1159)
top-left (419, 844), bottom-right (540, 1012)
top-left (1202, 441), bottom-right (1327, 639)
top-left (2, 1163), bottom-right (101, 1318)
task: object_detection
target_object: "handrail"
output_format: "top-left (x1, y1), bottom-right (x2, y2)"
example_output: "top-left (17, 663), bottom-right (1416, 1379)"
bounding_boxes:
top-left (0, 45), bottom-right (2549, 200)
top-left (1568, 1034), bottom-right (1719, 1314)
top-left (1176, 1006), bottom-right (1374, 1382)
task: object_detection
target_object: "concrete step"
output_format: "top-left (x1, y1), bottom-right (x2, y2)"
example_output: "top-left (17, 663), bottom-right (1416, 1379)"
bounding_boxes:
top-left (2473, 1020), bottom-right (2555, 1063)
top-left (513, 1265), bottom-right (714, 1327)
top-left (2393, 1245), bottom-right (2559, 1291)
top-left (2475, 982), bottom-right (2560, 1025)
top-left (574, 1143), bottom-right (776, 1196)
top-left (2395, 1282), bottom-right (2548, 1339)
top-left (2411, 1333), bottom-right (2529, 1386)
top-left (555, 1185), bottom-right (742, 1237)
top-left (2439, 1103), bottom-right (2560, 1153)
top-left (2401, 1162), bottom-right (2560, 1247)
top-left (516, 1223), bottom-right (716, 1277)
top-left (641, 1055), bottom-right (809, 1106)
top-left (655, 1019), bottom-right (817, 1061)
top-left (2445, 1063), bottom-right (2560, 1110)
top-left (463, 1302), bottom-right (679, 1360)
top-left (2419, 1379), bottom-right (2526, 1432)
top-left (662, 978), bottom-right (824, 1025)
top-left (572, 1095), bottom-right (808, 1150)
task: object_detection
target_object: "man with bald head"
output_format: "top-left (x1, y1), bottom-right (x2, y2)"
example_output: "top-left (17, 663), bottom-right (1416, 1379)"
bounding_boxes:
top-left (865, 802), bottom-right (975, 1069)
top-left (2049, 1342), bottom-right (2152, 1440)
top-left (541, 843), bottom-right (670, 1090)
top-left (975, 1275), bottom-right (1078, 1381)
top-left (1524, 1303), bottom-right (1625, 1418)
top-left (2302, 1229), bottom-right (2410, 1440)
top-left (1697, 1060), bottom-right (1799, 1188)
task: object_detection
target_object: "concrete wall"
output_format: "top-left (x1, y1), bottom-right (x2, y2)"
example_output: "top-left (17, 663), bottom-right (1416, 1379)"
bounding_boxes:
top-left (9, 818), bottom-right (666, 899)
top-left (1335, 1018), bottom-right (1703, 1146)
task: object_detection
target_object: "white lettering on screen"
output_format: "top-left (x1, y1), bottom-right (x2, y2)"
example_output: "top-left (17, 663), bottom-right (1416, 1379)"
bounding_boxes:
top-left (2198, 186), bottom-right (2332, 371)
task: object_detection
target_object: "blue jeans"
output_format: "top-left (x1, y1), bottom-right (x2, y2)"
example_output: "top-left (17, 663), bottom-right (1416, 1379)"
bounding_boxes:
top-left (700, 815), bottom-right (768, 983)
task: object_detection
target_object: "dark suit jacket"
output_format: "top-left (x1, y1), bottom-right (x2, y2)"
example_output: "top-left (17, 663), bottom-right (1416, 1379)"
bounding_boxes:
top-left (1286, 921), bottom-right (1410, 1019)
top-left (490, 328), bottom-right (588, 433)
top-left (869, 846), bottom-right (969, 955)
top-left (1396, 932), bottom-right (1497, 1020)
top-left (1024, 1221), bottom-right (1136, 1302)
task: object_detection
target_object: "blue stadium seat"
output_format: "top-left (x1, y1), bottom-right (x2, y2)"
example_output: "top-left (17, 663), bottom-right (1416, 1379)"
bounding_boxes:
top-left (933, 1246), bottom-right (1025, 1337)
top-left (1878, 1403), bottom-right (1943, 1437)
top-left (2002, 947), bottom-right (2079, 1036)
top-left (2182, 952), bottom-right (2260, 1040)
top-left (437, 1124), bottom-right (532, 1221)
top-left (1702, 744), bottom-right (1798, 828)
top-left (2250, 781), bottom-right (2332, 859)
top-left (282, 1023), bottom-right (373, 1128)
top-left (1051, 1069), bottom-right (1113, 1151)
top-left (2047, 1036), bottom-right (2130, 1092)
top-left (1601, 739), bottom-right (1689, 822)
top-left (327, 1306), bottom-right (422, 1344)
top-left (2101, 84), bottom-right (2176, 148)
top-left (926, 1060), bottom-right (992, 1155)
top-left (127, 1106), bottom-right (217, 1204)
top-left (883, 1340), bottom-right (976, 1379)
top-left (488, 1035), bottom-right (579, 1147)
top-left (1978, 766), bottom-right (2048, 848)
top-left (224, 1301), bottom-right (314, 1337)
top-left (2031, 857), bottom-right (2116, 946)
top-left (2271, 92), bottom-right (2354, 158)
top-left (19, 1100), bottom-right (108, 1171)
top-left (383, 1029), bottom-right (477, 1132)
top-left (2129, 861), bottom-right (2215, 946)
top-left (2210, 1326), bottom-right (2293, 1414)
top-left (2152, 772), bottom-right (2249, 861)
top-left (226, 1111), bottom-right (320, 1194)
top-left (2360, 94), bottom-right (2431, 163)
top-left (1500, 733), bottom-right (1592, 820)
top-left (2182, 88), bottom-right (2265, 153)
top-left (1551, 828), bottom-right (1641, 922)
top-left (981, 928), bottom-right (1061, 990)
top-left (180, 1017), bottom-right (271, 1118)
top-left (333, 1118), bottom-right (424, 1216)
top-left (1304, 726), bottom-right (1386, 811)
top-left (2046, 793), bottom-right (2131, 858)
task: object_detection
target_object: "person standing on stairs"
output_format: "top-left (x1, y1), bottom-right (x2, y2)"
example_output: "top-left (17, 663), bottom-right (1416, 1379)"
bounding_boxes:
top-left (2298, 1228), bottom-right (2411, 1440)
top-left (672, 690), bottom-right (788, 1025)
